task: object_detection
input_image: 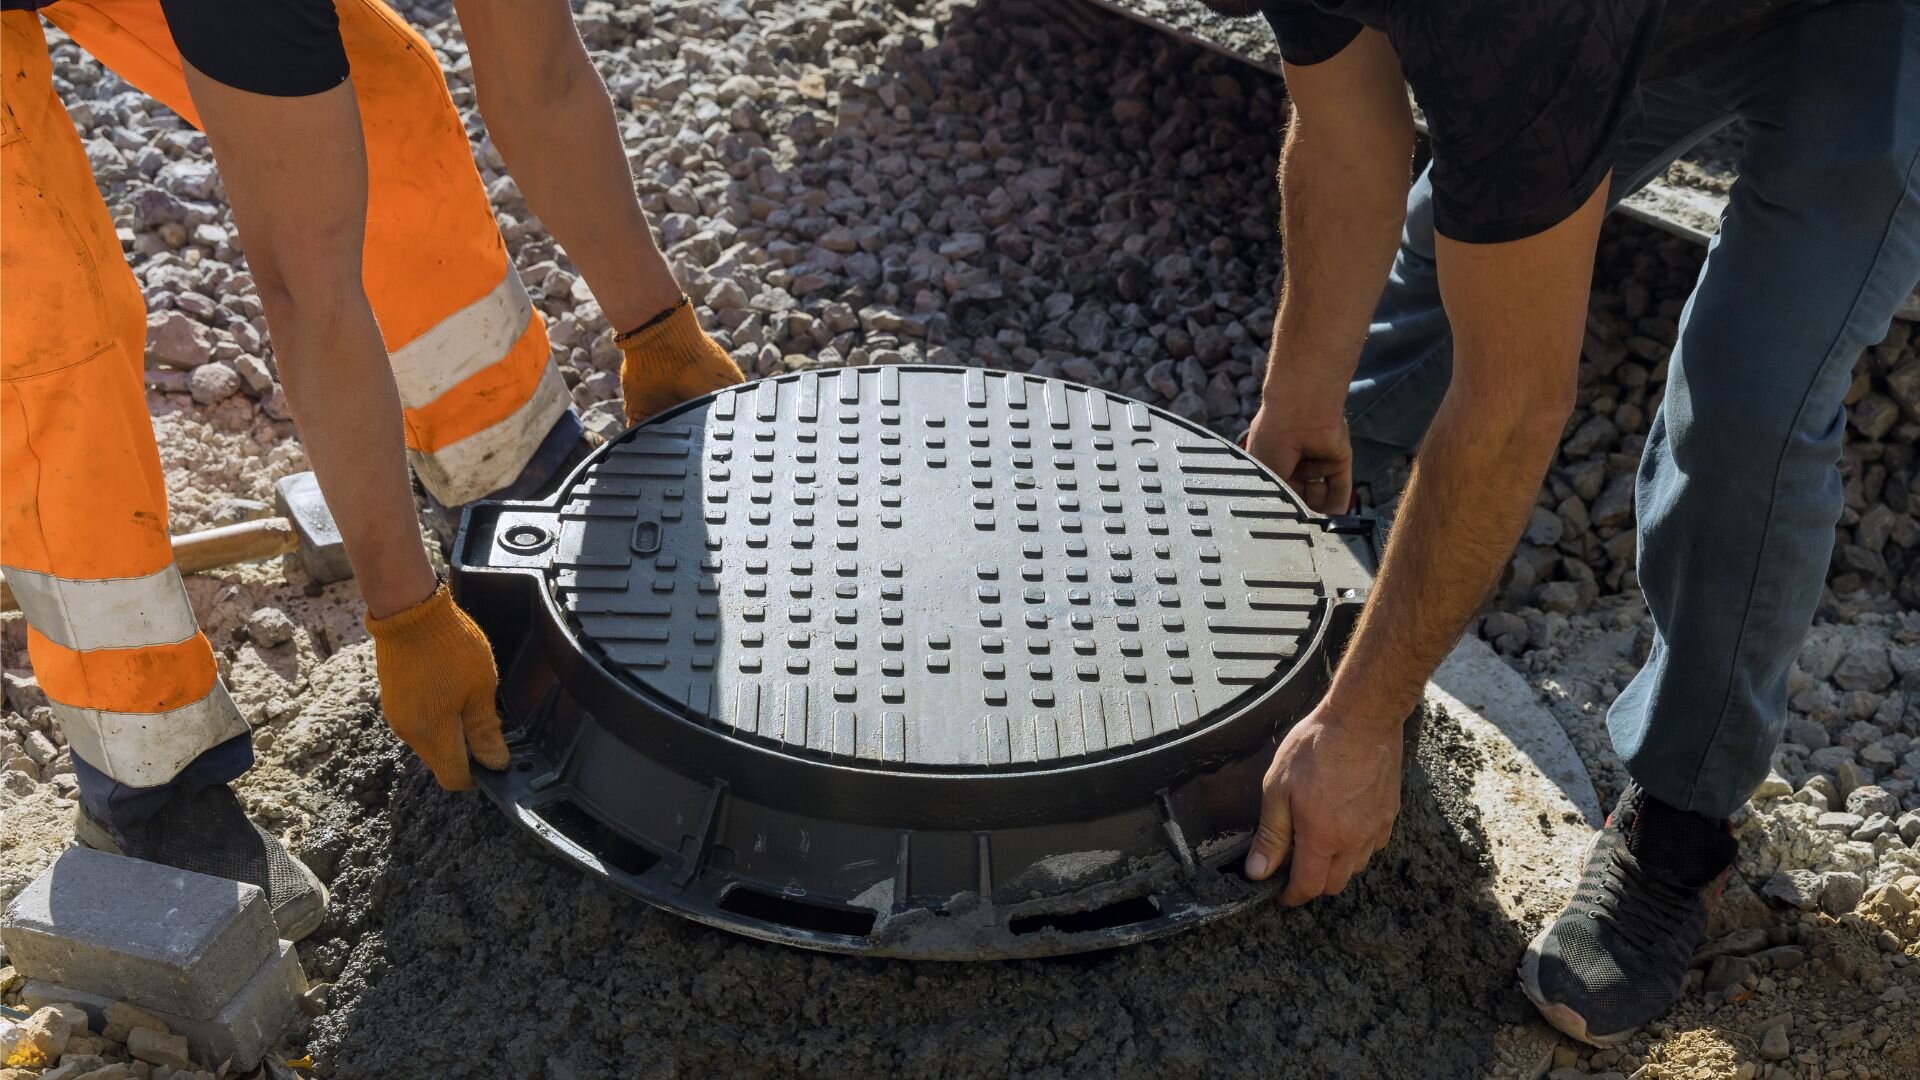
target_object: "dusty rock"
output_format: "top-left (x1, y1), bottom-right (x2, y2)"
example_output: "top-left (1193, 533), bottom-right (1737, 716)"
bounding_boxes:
top-left (1835, 758), bottom-right (1876, 798)
top-left (1833, 645), bottom-right (1894, 693)
top-left (1862, 882), bottom-right (1915, 922)
top-left (1, 1006), bottom-right (72, 1069)
top-left (247, 607), bottom-right (296, 648)
top-left (1702, 954), bottom-right (1755, 993)
top-left (38, 1061), bottom-right (110, 1080)
top-left (1705, 876), bottom-right (1772, 936)
top-left (1847, 784), bottom-right (1901, 818)
top-left (1483, 611), bottom-right (1530, 655)
top-left (1795, 775), bottom-right (1838, 811)
top-left (1854, 813), bottom-right (1895, 841)
top-left (233, 354), bottom-right (274, 397)
top-left (1818, 870), bottom-right (1867, 914)
top-left (187, 362), bottom-right (240, 405)
top-left (261, 385), bottom-right (292, 421)
top-left (3, 673), bottom-right (48, 717)
top-left (144, 311), bottom-right (211, 369)
top-left (1694, 927), bottom-right (1768, 964)
top-left (20, 731), bottom-right (56, 769)
top-left (101, 1002), bottom-right (168, 1044)
top-left (1762, 869), bottom-right (1822, 911)
top-left (1817, 810), bottom-right (1865, 833)
top-left (126, 1028), bottom-right (190, 1070)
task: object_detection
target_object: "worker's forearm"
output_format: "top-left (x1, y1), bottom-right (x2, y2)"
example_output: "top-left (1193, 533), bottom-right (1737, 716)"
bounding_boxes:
top-left (1324, 391), bottom-right (1567, 728)
top-left (263, 287), bottom-right (437, 620)
top-left (1264, 105), bottom-right (1412, 407)
top-left (1320, 176), bottom-right (1604, 732)
top-left (471, 14), bottom-right (679, 333)
top-left (181, 70), bottom-right (437, 622)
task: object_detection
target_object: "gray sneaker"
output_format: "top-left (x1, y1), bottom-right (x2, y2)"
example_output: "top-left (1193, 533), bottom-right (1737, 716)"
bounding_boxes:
top-left (1519, 784), bottom-right (1736, 1045)
top-left (75, 784), bottom-right (329, 942)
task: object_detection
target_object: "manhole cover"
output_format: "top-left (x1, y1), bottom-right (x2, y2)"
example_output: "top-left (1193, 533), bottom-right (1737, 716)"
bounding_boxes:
top-left (453, 367), bottom-right (1376, 958)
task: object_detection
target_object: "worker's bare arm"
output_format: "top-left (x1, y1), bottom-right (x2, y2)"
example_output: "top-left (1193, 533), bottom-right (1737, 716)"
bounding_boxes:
top-left (186, 69), bottom-right (510, 790)
top-left (454, 0), bottom-right (681, 334)
top-left (1352, 182), bottom-right (1606, 729)
top-left (180, 68), bottom-right (438, 620)
top-left (1246, 181), bottom-right (1607, 904)
top-left (1244, 30), bottom-right (1413, 514)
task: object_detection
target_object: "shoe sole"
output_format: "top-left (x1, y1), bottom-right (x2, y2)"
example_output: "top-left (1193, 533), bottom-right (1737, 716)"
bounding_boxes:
top-left (1516, 931), bottom-right (1639, 1048)
top-left (1517, 867), bottom-right (1733, 1051)
top-left (1517, 797), bottom-right (1736, 1048)
top-left (73, 807), bottom-right (331, 943)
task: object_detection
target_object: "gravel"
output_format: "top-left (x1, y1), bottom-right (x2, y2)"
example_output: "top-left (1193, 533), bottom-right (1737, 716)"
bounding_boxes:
top-left (3, 0), bottom-right (1919, 1077)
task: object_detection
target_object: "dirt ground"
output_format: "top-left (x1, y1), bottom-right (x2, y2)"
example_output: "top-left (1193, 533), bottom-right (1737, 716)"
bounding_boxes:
top-left (262, 686), bottom-right (1551, 1079)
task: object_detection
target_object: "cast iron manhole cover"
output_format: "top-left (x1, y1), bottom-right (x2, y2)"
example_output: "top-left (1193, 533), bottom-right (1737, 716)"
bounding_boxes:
top-left (453, 366), bottom-right (1375, 958)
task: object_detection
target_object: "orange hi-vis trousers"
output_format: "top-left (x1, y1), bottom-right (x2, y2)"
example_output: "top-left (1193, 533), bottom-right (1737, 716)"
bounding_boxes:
top-left (0, 0), bottom-right (566, 791)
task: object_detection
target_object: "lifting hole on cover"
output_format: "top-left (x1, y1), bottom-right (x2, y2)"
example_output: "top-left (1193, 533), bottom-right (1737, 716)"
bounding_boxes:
top-left (717, 885), bottom-right (879, 938)
top-left (538, 800), bottom-right (662, 878)
top-left (632, 519), bottom-right (662, 555)
top-left (1009, 894), bottom-right (1162, 937)
top-left (499, 523), bottom-right (553, 555)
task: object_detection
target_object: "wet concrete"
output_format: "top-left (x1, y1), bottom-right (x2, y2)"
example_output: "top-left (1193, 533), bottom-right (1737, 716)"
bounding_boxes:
top-left (289, 686), bottom-right (1550, 1079)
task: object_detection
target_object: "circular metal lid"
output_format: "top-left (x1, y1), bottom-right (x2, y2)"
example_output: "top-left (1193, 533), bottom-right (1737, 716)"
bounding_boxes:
top-left (455, 368), bottom-right (1374, 958)
top-left (562, 365), bottom-right (1316, 773)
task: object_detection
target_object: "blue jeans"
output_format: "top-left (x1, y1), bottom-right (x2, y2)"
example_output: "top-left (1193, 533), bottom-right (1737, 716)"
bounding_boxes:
top-left (1348, 0), bottom-right (1920, 818)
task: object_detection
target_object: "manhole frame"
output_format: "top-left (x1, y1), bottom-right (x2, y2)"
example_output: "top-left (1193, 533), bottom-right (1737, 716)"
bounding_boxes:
top-left (454, 367), bottom-right (1378, 959)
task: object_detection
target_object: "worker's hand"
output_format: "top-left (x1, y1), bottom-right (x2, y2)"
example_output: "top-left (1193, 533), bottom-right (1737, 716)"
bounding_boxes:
top-left (1243, 704), bottom-right (1402, 905)
top-left (1244, 399), bottom-right (1353, 515)
top-left (363, 582), bottom-right (508, 790)
top-left (617, 296), bottom-right (747, 426)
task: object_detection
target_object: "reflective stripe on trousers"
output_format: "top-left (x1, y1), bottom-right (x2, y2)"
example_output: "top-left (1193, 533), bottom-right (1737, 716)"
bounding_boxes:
top-left (392, 268), bottom-right (568, 504)
top-left (1, 9), bottom-right (245, 789)
top-left (2, 0), bottom-right (559, 793)
top-left (3, 563), bottom-right (247, 788)
top-left (32, 0), bottom-right (563, 509)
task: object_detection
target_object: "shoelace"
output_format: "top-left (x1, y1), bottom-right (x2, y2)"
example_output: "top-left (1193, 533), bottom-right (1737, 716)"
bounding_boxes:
top-left (1591, 845), bottom-right (1699, 955)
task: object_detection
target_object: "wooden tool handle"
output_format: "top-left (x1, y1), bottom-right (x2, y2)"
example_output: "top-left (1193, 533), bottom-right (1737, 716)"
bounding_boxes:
top-left (172, 517), bottom-right (301, 575)
top-left (0, 517), bottom-right (300, 613)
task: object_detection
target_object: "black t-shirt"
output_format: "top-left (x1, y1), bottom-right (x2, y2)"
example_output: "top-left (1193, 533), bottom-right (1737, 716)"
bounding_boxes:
top-left (1259, 0), bottom-right (1834, 244)
top-left (6, 0), bottom-right (346, 94)
top-left (155, 0), bottom-right (349, 97)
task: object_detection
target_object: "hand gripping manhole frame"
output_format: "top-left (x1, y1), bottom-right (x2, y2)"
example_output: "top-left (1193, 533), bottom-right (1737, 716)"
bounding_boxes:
top-left (453, 367), bottom-right (1377, 959)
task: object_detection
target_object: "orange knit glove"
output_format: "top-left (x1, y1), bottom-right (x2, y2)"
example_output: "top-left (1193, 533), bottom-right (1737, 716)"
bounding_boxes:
top-left (617, 296), bottom-right (746, 425)
top-left (364, 582), bottom-right (508, 791)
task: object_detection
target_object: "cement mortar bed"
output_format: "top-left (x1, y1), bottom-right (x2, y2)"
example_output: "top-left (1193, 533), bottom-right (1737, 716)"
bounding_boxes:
top-left (290, 682), bottom-right (1563, 1079)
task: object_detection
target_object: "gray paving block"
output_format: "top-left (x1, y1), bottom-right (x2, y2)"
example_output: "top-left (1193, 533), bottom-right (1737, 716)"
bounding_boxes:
top-left (0, 847), bottom-right (278, 1019)
top-left (23, 938), bottom-right (307, 1071)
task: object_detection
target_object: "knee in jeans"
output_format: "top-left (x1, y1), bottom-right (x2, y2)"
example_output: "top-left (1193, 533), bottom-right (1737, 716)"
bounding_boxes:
top-left (1663, 390), bottom-right (1812, 471)
top-left (1761, 130), bottom-right (1918, 209)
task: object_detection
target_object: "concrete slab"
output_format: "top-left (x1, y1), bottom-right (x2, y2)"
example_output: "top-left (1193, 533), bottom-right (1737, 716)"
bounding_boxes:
top-left (0, 847), bottom-right (277, 1020)
top-left (1427, 636), bottom-right (1604, 1080)
top-left (22, 938), bottom-right (306, 1071)
top-left (1433, 635), bottom-right (1604, 827)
